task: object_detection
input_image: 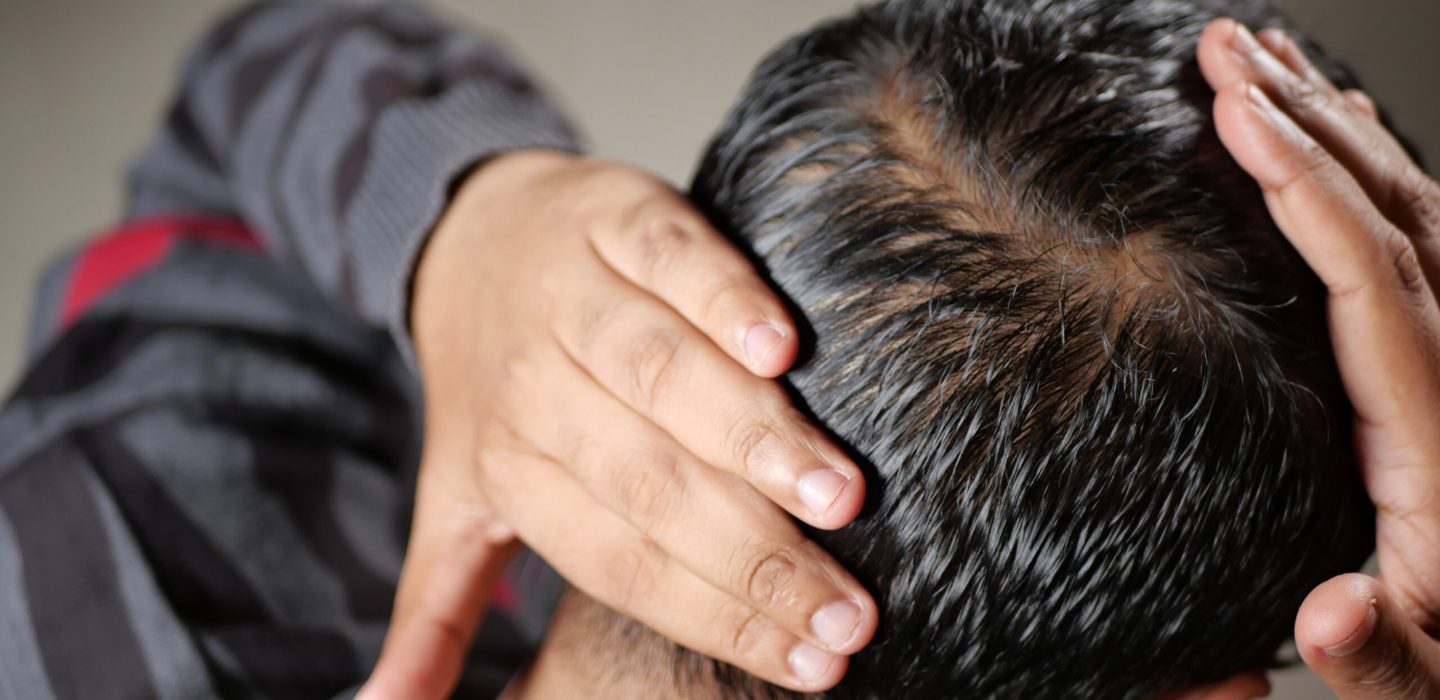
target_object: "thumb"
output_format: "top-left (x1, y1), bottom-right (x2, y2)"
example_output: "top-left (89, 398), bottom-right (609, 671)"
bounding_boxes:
top-left (358, 475), bottom-right (519, 700)
top-left (1297, 573), bottom-right (1440, 700)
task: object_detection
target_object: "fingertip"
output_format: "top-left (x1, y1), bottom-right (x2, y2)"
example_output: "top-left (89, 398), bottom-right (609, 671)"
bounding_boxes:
top-left (1199, 17), bottom-right (1240, 52)
top-left (798, 460), bottom-right (866, 530)
top-left (362, 625), bottom-right (463, 700)
top-left (817, 648), bottom-right (851, 690)
top-left (848, 590), bottom-right (881, 653)
top-left (1295, 573), bottom-right (1381, 661)
top-left (1297, 573), bottom-right (1440, 697)
top-left (1212, 81), bottom-right (1305, 188)
top-left (785, 643), bottom-right (850, 692)
top-left (1255, 27), bottom-right (1288, 56)
top-left (744, 321), bottom-right (799, 378)
top-left (1196, 17), bottom-right (1247, 92)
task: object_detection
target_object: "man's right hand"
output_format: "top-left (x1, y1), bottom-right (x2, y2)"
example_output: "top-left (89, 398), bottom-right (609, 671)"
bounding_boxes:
top-left (361, 150), bottom-right (878, 697)
top-left (1200, 18), bottom-right (1440, 699)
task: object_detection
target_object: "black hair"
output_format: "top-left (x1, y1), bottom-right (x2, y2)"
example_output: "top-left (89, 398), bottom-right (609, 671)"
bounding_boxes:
top-left (587, 1), bottom-right (1376, 698)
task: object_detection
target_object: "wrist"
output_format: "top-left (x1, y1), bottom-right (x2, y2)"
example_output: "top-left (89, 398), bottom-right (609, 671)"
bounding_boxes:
top-left (452, 148), bottom-right (580, 212)
top-left (410, 148), bottom-right (580, 371)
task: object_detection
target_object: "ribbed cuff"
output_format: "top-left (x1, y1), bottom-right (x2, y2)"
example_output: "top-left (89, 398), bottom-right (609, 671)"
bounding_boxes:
top-left (341, 80), bottom-right (581, 371)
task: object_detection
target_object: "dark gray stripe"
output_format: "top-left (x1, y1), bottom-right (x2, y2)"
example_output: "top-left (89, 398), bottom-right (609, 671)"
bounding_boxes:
top-left (0, 507), bottom-right (59, 700)
top-left (0, 440), bottom-right (159, 700)
top-left (162, 97), bottom-right (224, 178)
top-left (75, 426), bottom-right (272, 627)
top-left (332, 65), bottom-right (417, 220)
top-left (441, 48), bottom-right (534, 96)
top-left (262, 13), bottom-right (430, 308)
top-left (228, 31), bottom-right (317, 141)
top-left (207, 626), bottom-right (360, 700)
top-left (250, 439), bottom-right (396, 621)
top-left (14, 317), bottom-right (169, 400)
top-left (85, 469), bottom-right (219, 700)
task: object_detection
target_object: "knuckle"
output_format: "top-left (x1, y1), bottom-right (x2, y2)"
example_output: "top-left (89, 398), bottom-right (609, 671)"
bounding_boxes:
top-left (1414, 186), bottom-right (1440, 237)
top-left (572, 296), bottom-right (618, 354)
top-left (574, 168), bottom-right (662, 233)
top-left (471, 441), bottom-right (513, 497)
top-left (472, 444), bottom-right (500, 480)
top-left (612, 168), bottom-right (670, 199)
top-left (700, 274), bottom-right (757, 326)
top-left (1326, 278), bottom-right (1371, 304)
top-left (1266, 132), bottom-right (1332, 199)
top-left (1280, 73), bottom-right (1325, 113)
top-left (493, 350), bottom-right (549, 411)
top-left (727, 420), bottom-right (779, 479)
top-left (1294, 135), bottom-right (1333, 178)
top-left (626, 328), bottom-right (683, 410)
top-left (738, 545), bottom-right (799, 609)
top-left (496, 348), bottom-right (539, 390)
top-left (1387, 235), bottom-right (1427, 296)
top-left (634, 217), bottom-right (695, 282)
top-left (615, 450), bottom-right (684, 531)
top-left (1345, 90), bottom-right (1379, 119)
top-left (601, 540), bottom-right (662, 611)
top-left (615, 183), bottom-right (675, 230)
top-left (1395, 169), bottom-right (1440, 237)
top-left (722, 606), bottom-right (769, 660)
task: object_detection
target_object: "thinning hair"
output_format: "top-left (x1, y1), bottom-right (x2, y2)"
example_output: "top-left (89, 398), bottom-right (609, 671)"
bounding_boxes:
top-left (574, 1), bottom-right (1375, 697)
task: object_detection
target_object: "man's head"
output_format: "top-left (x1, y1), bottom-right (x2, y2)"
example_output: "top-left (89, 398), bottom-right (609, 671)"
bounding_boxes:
top-left (544, 0), bottom-right (1375, 697)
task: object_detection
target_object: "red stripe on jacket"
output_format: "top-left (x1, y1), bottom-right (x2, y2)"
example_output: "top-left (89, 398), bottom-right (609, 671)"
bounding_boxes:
top-left (61, 215), bottom-right (262, 328)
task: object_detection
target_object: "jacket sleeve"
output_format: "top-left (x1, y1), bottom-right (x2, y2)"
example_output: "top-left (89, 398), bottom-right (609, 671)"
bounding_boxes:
top-left (123, 0), bottom-right (581, 361)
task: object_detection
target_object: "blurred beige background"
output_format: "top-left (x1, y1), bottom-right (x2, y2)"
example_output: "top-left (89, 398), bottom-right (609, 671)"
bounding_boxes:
top-left (1, 1), bottom-right (1436, 696)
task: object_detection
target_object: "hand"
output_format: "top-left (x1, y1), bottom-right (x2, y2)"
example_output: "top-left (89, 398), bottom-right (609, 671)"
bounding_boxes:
top-left (360, 150), bottom-right (877, 697)
top-left (1199, 18), bottom-right (1440, 698)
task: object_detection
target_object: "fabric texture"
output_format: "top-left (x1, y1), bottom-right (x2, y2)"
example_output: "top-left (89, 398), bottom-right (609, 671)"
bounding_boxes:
top-left (1, 2), bottom-right (579, 697)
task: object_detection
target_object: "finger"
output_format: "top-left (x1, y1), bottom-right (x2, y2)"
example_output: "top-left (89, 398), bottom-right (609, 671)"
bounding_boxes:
top-left (587, 186), bottom-right (800, 378)
top-left (361, 472), bottom-right (519, 700)
top-left (1253, 28), bottom-right (1340, 94)
top-left (1198, 19), bottom-right (1440, 242)
top-left (1253, 33), bottom-right (1375, 126)
top-left (1206, 29), bottom-right (1440, 629)
top-left (1212, 81), bottom-right (1425, 312)
top-left (1253, 27), bottom-right (1440, 239)
top-left (1297, 574), bottom-right (1440, 699)
top-left (1213, 81), bottom-right (1440, 448)
top-left (479, 431), bottom-right (852, 692)
top-left (551, 259), bottom-right (866, 530)
top-left (1214, 78), bottom-right (1440, 587)
top-left (512, 344), bottom-right (876, 654)
top-left (1343, 90), bottom-right (1380, 122)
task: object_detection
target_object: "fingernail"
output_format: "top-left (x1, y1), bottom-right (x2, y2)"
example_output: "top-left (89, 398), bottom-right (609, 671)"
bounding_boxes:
top-left (788, 642), bottom-right (837, 683)
top-left (798, 469), bottom-right (848, 518)
top-left (745, 323), bottom-right (785, 368)
top-left (1324, 597), bottom-right (1379, 657)
top-left (1230, 22), bottom-right (1262, 56)
top-left (811, 600), bottom-right (862, 650)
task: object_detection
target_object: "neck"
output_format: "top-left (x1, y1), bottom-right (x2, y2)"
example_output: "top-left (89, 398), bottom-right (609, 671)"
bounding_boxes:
top-left (501, 590), bottom-right (715, 700)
